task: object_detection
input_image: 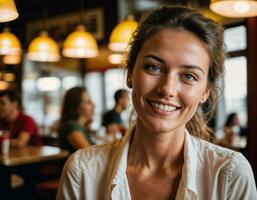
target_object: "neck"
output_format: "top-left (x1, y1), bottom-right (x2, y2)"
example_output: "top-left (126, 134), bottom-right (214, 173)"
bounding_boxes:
top-left (128, 122), bottom-right (185, 172)
top-left (77, 116), bottom-right (88, 127)
top-left (114, 104), bottom-right (123, 113)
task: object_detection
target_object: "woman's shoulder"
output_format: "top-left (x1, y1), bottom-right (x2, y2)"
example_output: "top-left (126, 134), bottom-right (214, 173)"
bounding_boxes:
top-left (66, 139), bottom-right (122, 170)
top-left (61, 121), bottom-right (83, 133)
top-left (194, 136), bottom-right (253, 178)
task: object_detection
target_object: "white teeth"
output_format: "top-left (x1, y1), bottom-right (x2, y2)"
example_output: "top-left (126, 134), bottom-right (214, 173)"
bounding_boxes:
top-left (151, 102), bottom-right (176, 111)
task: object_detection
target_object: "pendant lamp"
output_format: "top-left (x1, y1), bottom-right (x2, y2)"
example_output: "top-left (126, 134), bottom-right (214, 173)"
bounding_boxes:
top-left (4, 72), bottom-right (15, 82)
top-left (62, 25), bottom-right (98, 58)
top-left (0, 80), bottom-right (9, 90)
top-left (0, 28), bottom-right (21, 55)
top-left (3, 54), bottom-right (21, 64)
top-left (109, 15), bottom-right (138, 52)
top-left (210, 0), bottom-right (257, 18)
top-left (0, 0), bottom-right (19, 22)
top-left (27, 31), bottom-right (60, 62)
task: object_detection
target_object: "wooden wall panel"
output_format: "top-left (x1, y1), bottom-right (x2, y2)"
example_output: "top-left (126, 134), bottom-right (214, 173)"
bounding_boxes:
top-left (247, 17), bottom-right (257, 180)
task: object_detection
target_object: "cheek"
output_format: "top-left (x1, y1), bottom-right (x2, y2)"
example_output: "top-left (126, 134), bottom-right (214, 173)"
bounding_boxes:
top-left (181, 87), bottom-right (207, 108)
top-left (79, 104), bottom-right (89, 113)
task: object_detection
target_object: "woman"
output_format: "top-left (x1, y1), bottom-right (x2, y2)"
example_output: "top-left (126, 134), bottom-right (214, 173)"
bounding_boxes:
top-left (216, 112), bottom-right (247, 146)
top-left (58, 86), bottom-right (95, 153)
top-left (57, 6), bottom-right (256, 199)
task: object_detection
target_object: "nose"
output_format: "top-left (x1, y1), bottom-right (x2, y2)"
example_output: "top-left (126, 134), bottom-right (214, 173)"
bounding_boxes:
top-left (156, 74), bottom-right (178, 97)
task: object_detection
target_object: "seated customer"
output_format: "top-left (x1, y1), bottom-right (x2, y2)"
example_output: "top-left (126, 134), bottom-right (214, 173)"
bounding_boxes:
top-left (0, 89), bottom-right (40, 148)
top-left (58, 86), bottom-right (95, 153)
top-left (216, 112), bottom-right (247, 146)
top-left (102, 89), bottom-right (129, 137)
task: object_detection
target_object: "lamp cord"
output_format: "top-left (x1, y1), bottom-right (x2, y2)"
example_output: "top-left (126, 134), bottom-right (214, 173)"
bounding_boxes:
top-left (80, 0), bottom-right (84, 25)
top-left (43, 8), bottom-right (48, 31)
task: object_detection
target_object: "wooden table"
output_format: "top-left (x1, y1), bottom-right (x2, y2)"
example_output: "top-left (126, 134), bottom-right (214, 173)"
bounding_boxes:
top-left (0, 145), bottom-right (69, 198)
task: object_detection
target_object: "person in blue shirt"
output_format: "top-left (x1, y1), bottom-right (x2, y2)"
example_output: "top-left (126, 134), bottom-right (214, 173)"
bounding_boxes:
top-left (102, 89), bottom-right (129, 136)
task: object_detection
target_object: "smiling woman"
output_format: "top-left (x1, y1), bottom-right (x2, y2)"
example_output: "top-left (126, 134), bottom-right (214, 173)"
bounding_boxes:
top-left (57, 6), bottom-right (257, 200)
top-left (129, 29), bottom-right (210, 137)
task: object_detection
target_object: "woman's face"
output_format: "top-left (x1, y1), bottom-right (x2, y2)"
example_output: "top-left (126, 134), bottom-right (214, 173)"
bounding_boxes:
top-left (78, 91), bottom-right (95, 121)
top-left (128, 29), bottom-right (210, 134)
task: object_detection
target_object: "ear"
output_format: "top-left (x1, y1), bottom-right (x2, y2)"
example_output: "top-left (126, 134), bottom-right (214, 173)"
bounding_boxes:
top-left (126, 72), bottom-right (133, 88)
top-left (200, 89), bottom-right (210, 104)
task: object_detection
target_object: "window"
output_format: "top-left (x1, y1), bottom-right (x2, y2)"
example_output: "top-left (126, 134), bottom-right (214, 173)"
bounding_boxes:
top-left (85, 68), bottom-right (130, 131)
top-left (224, 25), bottom-right (246, 52)
top-left (224, 56), bottom-right (247, 126)
top-left (216, 24), bottom-right (247, 129)
top-left (22, 59), bottom-right (82, 135)
top-left (85, 72), bottom-right (104, 130)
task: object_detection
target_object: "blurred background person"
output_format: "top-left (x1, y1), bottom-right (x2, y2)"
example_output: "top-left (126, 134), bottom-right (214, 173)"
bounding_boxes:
top-left (102, 89), bottom-right (129, 139)
top-left (58, 86), bottom-right (96, 153)
top-left (216, 112), bottom-right (247, 146)
top-left (0, 89), bottom-right (40, 148)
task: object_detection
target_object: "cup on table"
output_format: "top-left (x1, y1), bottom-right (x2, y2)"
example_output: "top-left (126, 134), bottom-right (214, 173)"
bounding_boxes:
top-left (0, 131), bottom-right (10, 154)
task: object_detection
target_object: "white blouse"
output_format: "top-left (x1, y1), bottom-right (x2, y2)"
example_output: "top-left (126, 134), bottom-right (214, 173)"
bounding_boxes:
top-left (57, 128), bottom-right (257, 200)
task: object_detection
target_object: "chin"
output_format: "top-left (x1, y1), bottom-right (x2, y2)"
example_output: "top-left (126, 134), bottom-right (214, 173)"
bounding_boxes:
top-left (142, 120), bottom-right (181, 134)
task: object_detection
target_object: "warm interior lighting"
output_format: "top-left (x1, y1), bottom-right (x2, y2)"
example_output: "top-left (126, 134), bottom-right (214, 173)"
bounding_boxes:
top-left (0, 80), bottom-right (9, 90)
top-left (0, 29), bottom-right (21, 55)
top-left (0, 0), bottom-right (19, 22)
top-left (3, 72), bottom-right (15, 82)
top-left (62, 25), bottom-right (99, 58)
top-left (37, 77), bottom-right (61, 91)
top-left (108, 53), bottom-right (125, 64)
top-left (3, 54), bottom-right (21, 64)
top-left (210, 0), bottom-right (257, 18)
top-left (27, 31), bottom-right (60, 62)
top-left (109, 15), bottom-right (138, 52)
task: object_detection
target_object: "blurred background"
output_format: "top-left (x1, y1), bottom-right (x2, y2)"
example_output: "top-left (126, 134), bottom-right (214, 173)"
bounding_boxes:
top-left (0, 0), bottom-right (257, 182)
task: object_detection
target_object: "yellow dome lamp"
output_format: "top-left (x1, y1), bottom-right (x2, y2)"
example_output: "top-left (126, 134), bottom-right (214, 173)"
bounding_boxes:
top-left (0, 28), bottom-right (21, 56)
top-left (0, 80), bottom-right (9, 90)
top-left (109, 15), bottom-right (138, 52)
top-left (0, 0), bottom-right (19, 22)
top-left (27, 31), bottom-right (60, 62)
top-left (3, 54), bottom-right (21, 64)
top-left (62, 25), bottom-right (99, 58)
top-left (210, 0), bottom-right (257, 18)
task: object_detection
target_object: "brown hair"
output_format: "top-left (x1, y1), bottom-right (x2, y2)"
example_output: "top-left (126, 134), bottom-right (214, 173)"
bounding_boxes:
top-left (126, 6), bottom-right (225, 141)
top-left (60, 86), bottom-right (87, 124)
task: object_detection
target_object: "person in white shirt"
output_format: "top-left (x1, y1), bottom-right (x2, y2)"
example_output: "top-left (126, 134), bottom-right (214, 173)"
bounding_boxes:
top-left (57, 6), bottom-right (257, 200)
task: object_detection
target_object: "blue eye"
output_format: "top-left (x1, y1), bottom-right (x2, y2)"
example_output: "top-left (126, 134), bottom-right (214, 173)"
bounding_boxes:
top-left (145, 65), bottom-right (162, 74)
top-left (183, 73), bottom-right (197, 81)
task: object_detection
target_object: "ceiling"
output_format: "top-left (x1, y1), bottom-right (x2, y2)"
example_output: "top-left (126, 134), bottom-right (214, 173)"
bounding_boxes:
top-left (3, 0), bottom-right (242, 71)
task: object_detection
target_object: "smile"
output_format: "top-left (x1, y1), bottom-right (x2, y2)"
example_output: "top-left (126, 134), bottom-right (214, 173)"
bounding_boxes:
top-left (149, 101), bottom-right (179, 112)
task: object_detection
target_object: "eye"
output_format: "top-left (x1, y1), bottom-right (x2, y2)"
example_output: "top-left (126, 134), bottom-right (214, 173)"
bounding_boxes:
top-left (144, 64), bottom-right (163, 74)
top-left (182, 73), bottom-right (197, 81)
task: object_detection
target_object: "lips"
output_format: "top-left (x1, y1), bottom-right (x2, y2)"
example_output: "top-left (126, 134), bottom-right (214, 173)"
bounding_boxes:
top-left (148, 100), bottom-right (180, 112)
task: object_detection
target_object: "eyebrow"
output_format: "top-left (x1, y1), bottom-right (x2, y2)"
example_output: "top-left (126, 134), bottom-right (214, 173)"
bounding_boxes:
top-left (144, 55), bottom-right (165, 64)
top-left (143, 54), bottom-right (205, 74)
top-left (181, 65), bottom-right (205, 74)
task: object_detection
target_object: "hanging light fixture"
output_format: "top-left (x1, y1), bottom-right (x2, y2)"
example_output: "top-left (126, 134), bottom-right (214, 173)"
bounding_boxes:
top-left (210, 0), bottom-right (257, 18)
top-left (62, 0), bottom-right (98, 59)
top-left (109, 15), bottom-right (138, 52)
top-left (62, 25), bottom-right (98, 58)
top-left (0, 0), bottom-right (19, 23)
top-left (27, 31), bottom-right (60, 62)
top-left (0, 28), bottom-right (21, 55)
top-left (3, 72), bottom-right (15, 82)
top-left (3, 54), bottom-right (21, 64)
top-left (0, 80), bottom-right (9, 90)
